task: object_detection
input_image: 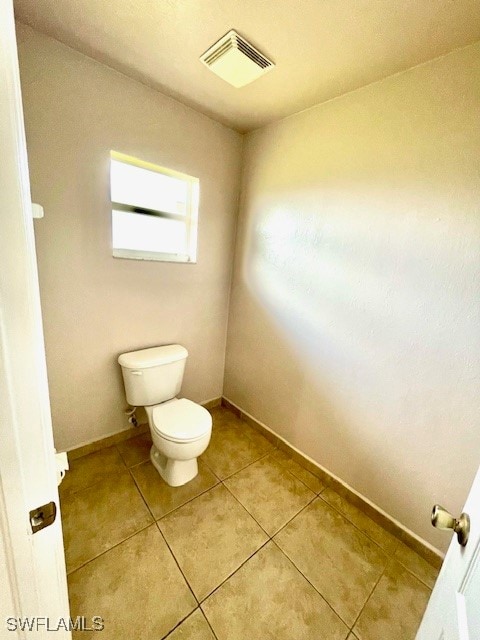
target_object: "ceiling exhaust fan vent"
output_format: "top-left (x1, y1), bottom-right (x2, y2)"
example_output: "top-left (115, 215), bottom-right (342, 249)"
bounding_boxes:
top-left (200, 30), bottom-right (274, 88)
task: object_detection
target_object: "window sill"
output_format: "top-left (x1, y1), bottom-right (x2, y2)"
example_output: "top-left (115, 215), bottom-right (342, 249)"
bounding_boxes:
top-left (112, 248), bottom-right (196, 264)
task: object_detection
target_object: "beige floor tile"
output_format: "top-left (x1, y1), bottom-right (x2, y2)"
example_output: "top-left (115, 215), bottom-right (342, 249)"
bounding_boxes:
top-left (201, 420), bottom-right (270, 480)
top-left (394, 542), bottom-right (439, 588)
top-left (353, 560), bottom-right (431, 640)
top-left (224, 454), bottom-right (316, 535)
top-left (271, 448), bottom-right (325, 493)
top-left (209, 407), bottom-right (241, 427)
top-left (131, 459), bottom-right (219, 519)
top-left (240, 421), bottom-right (276, 451)
top-left (274, 498), bottom-right (388, 627)
top-left (320, 488), bottom-right (399, 554)
top-left (116, 432), bottom-right (153, 467)
top-left (60, 446), bottom-right (126, 496)
top-left (165, 609), bottom-right (216, 640)
top-left (202, 542), bottom-right (348, 640)
top-left (211, 408), bottom-right (275, 450)
top-left (61, 470), bottom-right (152, 572)
top-left (68, 525), bottom-right (196, 640)
top-left (347, 635), bottom-right (359, 640)
top-left (158, 484), bottom-right (268, 601)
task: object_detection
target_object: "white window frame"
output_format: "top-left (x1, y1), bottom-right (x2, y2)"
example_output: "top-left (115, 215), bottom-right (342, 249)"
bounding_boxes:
top-left (110, 151), bottom-right (199, 263)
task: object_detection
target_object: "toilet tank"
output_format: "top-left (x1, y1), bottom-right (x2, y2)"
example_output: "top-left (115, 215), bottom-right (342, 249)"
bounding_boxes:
top-left (118, 345), bottom-right (188, 407)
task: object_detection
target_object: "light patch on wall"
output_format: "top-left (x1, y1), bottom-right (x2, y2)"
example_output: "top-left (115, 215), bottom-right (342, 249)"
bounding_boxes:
top-left (242, 188), bottom-right (476, 443)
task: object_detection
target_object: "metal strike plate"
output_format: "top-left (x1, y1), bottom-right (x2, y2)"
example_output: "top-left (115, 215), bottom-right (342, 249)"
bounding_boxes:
top-left (29, 501), bottom-right (57, 534)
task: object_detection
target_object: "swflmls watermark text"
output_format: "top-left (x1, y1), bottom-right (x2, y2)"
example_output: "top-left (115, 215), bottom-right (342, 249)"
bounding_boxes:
top-left (5, 617), bottom-right (104, 632)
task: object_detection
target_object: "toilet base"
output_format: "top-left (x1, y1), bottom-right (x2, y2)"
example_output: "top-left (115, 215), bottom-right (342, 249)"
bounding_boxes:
top-left (150, 445), bottom-right (198, 487)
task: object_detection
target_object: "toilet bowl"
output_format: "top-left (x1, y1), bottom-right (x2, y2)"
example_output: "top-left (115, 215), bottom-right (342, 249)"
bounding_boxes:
top-left (145, 398), bottom-right (212, 487)
top-left (118, 344), bottom-right (212, 487)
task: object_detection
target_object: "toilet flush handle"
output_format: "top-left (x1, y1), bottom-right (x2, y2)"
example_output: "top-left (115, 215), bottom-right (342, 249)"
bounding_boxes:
top-left (131, 370), bottom-right (143, 376)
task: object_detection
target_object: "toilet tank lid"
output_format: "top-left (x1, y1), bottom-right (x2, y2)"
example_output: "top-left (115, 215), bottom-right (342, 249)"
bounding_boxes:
top-left (118, 345), bottom-right (188, 369)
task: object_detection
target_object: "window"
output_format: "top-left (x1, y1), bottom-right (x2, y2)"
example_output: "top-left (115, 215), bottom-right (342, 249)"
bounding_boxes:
top-left (110, 151), bottom-right (199, 263)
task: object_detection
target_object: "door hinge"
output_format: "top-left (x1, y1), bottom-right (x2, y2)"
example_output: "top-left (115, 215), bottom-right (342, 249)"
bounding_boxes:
top-left (29, 501), bottom-right (57, 534)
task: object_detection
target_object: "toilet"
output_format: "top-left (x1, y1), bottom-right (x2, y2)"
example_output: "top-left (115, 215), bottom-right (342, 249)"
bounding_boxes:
top-left (118, 345), bottom-right (212, 487)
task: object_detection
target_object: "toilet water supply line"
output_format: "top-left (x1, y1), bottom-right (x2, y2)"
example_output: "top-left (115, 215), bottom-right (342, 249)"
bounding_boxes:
top-left (125, 406), bottom-right (138, 427)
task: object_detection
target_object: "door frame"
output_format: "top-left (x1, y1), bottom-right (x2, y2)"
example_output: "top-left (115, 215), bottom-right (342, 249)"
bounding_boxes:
top-left (0, 0), bottom-right (70, 635)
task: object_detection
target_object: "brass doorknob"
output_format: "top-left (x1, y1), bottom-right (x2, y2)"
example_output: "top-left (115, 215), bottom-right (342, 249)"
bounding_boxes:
top-left (431, 504), bottom-right (470, 546)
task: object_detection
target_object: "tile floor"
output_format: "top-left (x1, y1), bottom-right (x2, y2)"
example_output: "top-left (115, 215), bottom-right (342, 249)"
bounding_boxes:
top-left (61, 406), bottom-right (439, 640)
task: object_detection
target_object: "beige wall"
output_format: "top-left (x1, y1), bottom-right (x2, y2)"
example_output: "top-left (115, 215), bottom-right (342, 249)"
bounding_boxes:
top-left (16, 24), bottom-right (243, 452)
top-left (225, 43), bottom-right (480, 551)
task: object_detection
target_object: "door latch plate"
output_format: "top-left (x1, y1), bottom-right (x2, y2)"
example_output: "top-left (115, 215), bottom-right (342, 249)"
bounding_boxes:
top-left (29, 501), bottom-right (57, 533)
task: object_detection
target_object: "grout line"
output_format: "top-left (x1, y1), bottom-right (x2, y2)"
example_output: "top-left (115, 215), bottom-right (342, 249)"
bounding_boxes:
top-left (202, 610), bottom-right (220, 640)
top-left (127, 460), bottom-right (150, 470)
top-left (127, 459), bottom-right (233, 607)
top-left (199, 419), bottom-right (274, 481)
top-left (155, 521), bottom-right (200, 605)
top-left (269, 493), bottom-right (318, 538)
top-left (129, 463), bottom-right (221, 524)
top-left (316, 492), bottom-right (399, 559)
top-left (160, 606), bottom-right (220, 640)
top-left (127, 465), bottom-right (157, 520)
top-left (148, 478), bottom-right (271, 616)
top-left (221, 482), bottom-right (271, 537)
top-left (199, 456), bottom-right (222, 481)
top-left (217, 447), bottom-right (320, 537)
top-left (153, 478), bottom-right (222, 522)
top-left (115, 442), bottom-right (137, 468)
top-left (216, 449), bottom-right (272, 482)
top-left (63, 468), bottom-right (155, 576)
top-left (271, 497), bottom-right (317, 547)
top-left (150, 425), bottom-right (325, 609)
top-left (349, 558), bottom-right (391, 631)
top-left (205, 413), bottom-right (324, 538)
top-left (198, 538), bottom-right (271, 605)
top-left (66, 521), bottom-right (153, 577)
top-left (223, 477), bottom-right (318, 552)
top-left (390, 555), bottom-right (436, 591)
top-left (274, 456), bottom-right (325, 495)
top-left (160, 607), bottom-right (201, 639)
top-left (127, 453), bottom-right (214, 594)
top-left (269, 491), bottom-right (397, 632)
top-left (59, 452), bottom-right (130, 499)
top-left (270, 537), bottom-right (350, 628)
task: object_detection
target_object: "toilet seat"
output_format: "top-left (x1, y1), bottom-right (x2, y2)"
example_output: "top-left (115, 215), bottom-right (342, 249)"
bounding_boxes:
top-left (152, 398), bottom-right (212, 443)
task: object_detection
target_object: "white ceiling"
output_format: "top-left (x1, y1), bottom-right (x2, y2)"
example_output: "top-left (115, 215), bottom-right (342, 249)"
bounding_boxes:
top-left (14, 0), bottom-right (480, 133)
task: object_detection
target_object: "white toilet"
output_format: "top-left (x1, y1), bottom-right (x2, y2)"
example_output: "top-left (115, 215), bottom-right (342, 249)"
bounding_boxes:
top-left (118, 345), bottom-right (212, 487)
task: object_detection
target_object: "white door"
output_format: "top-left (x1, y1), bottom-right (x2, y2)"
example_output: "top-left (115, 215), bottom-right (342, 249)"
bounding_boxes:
top-left (0, 0), bottom-right (71, 636)
top-left (417, 465), bottom-right (480, 639)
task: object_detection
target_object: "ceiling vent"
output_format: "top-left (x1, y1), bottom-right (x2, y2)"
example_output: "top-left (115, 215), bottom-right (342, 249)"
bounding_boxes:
top-left (200, 30), bottom-right (274, 88)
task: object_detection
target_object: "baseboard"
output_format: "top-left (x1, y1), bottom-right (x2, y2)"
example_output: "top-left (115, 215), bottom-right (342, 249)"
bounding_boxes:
top-left (200, 396), bottom-right (222, 410)
top-left (66, 423), bottom-right (150, 460)
top-left (222, 396), bottom-right (444, 570)
top-left (67, 396), bottom-right (222, 460)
